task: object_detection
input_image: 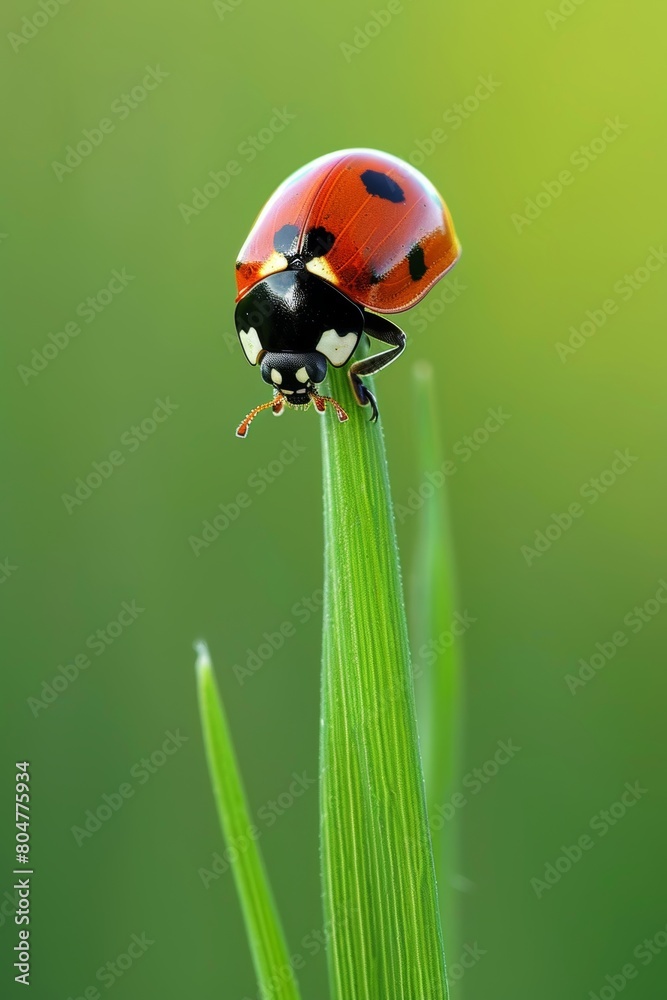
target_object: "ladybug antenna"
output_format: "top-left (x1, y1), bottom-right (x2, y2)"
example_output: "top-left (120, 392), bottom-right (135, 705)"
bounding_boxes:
top-left (309, 391), bottom-right (349, 423)
top-left (236, 394), bottom-right (285, 438)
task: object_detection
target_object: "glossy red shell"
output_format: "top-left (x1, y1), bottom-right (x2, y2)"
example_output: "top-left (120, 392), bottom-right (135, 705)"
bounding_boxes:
top-left (235, 149), bottom-right (461, 314)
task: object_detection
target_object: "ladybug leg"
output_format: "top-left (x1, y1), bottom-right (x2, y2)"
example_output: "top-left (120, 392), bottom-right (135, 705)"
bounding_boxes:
top-left (348, 314), bottom-right (406, 423)
top-left (349, 375), bottom-right (379, 422)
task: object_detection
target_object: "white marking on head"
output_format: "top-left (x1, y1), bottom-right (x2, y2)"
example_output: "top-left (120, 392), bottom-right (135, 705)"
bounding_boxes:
top-left (239, 327), bottom-right (263, 365)
top-left (281, 388), bottom-right (294, 394)
top-left (295, 367), bottom-right (309, 383)
top-left (271, 368), bottom-right (282, 385)
top-left (315, 329), bottom-right (359, 367)
top-left (296, 388), bottom-right (307, 394)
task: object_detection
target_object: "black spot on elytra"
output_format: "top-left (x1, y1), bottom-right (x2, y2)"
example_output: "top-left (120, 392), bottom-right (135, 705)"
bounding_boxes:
top-left (407, 245), bottom-right (427, 281)
top-left (369, 272), bottom-right (382, 285)
top-left (303, 226), bottom-right (335, 259)
top-left (360, 169), bottom-right (405, 203)
top-left (273, 224), bottom-right (299, 255)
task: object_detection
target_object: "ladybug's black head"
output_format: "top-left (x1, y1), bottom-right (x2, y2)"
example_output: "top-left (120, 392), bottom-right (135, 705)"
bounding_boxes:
top-left (235, 269), bottom-right (364, 436)
top-left (259, 351), bottom-right (326, 404)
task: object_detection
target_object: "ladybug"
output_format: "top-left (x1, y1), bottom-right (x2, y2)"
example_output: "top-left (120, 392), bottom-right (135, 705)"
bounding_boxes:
top-left (234, 148), bottom-right (461, 437)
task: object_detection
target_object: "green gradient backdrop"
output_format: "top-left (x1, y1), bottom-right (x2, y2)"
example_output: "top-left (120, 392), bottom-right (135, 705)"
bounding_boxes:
top-left (2, 1), bottom-right (666, 998)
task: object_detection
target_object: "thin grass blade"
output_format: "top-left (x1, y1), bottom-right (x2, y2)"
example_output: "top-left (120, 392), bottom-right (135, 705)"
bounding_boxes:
top-left (195, 641), bottom-right (301, 1000)
top-left (410, 361), bottom-right (464, 949)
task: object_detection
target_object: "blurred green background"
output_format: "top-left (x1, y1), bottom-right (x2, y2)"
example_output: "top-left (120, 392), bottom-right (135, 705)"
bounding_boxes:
top-left (2, 0), bottom-right (666, 997)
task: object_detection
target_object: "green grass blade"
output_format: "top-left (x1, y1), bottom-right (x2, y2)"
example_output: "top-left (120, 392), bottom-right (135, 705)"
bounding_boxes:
top-left (195, 641), bottom-right (301, 1000)
top-left (410, 361), bottom-right (463, 949)
top-left (320, 353), bottom-right (449, 1000)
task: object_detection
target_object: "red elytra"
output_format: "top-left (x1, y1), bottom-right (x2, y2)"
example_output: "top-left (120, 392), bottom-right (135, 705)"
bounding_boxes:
top-left (235, 148), bottom-right (461, 314)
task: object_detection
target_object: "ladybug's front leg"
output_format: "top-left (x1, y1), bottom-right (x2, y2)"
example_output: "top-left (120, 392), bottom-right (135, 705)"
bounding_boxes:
top-left (348, 313), bottom-right (406, 423)
top-left (349, 371), bottom-right (379, 422)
